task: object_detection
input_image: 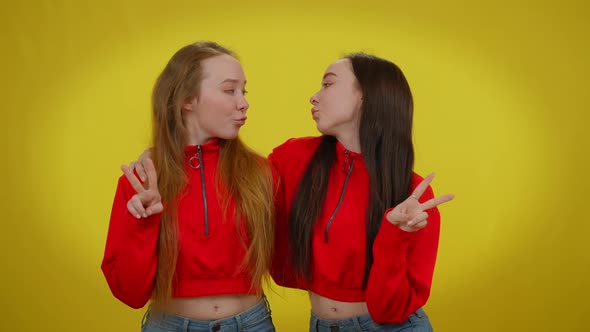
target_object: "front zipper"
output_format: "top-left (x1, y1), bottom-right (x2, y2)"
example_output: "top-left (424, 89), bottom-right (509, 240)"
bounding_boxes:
top-left (189, 145), bottom-right (210, 236)
top-left (198, 145), bottom-right (210, 236)
top-left (324, 150), bottom-right (355, 243)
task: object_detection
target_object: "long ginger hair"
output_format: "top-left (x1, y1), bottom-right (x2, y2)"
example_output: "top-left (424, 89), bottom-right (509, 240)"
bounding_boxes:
top-left (150, 41), bottom-right (274, 303)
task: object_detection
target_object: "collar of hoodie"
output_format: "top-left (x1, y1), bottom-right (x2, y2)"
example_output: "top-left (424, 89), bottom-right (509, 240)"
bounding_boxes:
top-left (183, 138), bottom-right (221, 161)
top-left (335, 140), bottom-right (365, 171)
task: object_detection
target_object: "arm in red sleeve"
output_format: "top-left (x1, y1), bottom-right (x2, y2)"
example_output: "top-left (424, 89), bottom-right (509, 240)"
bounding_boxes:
top-left (101, 175), bottom-right (161, 309)
top-left (366, 185), bottom-right (441, 323)
top-left (268, 147), bottom-right (298, 289)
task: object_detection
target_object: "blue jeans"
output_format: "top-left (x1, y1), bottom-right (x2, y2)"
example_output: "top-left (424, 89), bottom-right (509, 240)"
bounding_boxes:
top-left (141, 297), bottom-right (275, 332)
top-left (309, 308), bottom-right (432, 332)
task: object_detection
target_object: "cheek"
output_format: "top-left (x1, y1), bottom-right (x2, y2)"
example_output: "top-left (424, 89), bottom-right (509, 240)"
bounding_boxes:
top-left (211, 97), bottom-right (235, 118)
top-left (342, 91), bottom-right (361, 115)
top-left (201, 96), bottom-right (232, 121)
top-left (318, 91), bottom-right (335, 113)
top-left (210, 112), bottom-right (231, 131)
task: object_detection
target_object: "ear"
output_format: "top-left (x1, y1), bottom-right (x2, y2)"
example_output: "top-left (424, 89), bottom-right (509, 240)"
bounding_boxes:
top-left (182, 96), bottom-right (198, 112)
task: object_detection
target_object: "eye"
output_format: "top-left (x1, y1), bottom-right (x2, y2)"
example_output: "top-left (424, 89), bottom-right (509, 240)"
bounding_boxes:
top-left (322, 82), bottom-right (332, 88)
top-left (224, 89), bottom-right (235, 94)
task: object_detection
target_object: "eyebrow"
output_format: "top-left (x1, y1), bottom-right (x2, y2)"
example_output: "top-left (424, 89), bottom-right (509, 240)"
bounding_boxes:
top-left (220, 78), bottom-right (247, 84)
top-left (322, 72), bottom-right (337, 79)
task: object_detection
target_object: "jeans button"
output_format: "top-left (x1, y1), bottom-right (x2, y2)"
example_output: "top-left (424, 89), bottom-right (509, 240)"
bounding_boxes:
top-left (330, 324), bottom-right (339, 332)
top-left (212, 323), bottom-right (221, 331)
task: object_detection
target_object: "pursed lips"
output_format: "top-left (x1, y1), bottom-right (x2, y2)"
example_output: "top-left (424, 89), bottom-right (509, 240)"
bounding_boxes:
top-left (234, 116), bottom-right (247, 125)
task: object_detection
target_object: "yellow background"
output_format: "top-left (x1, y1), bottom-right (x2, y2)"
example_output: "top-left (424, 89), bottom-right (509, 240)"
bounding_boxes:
top-left (1, 0), bottom-right (588, 331)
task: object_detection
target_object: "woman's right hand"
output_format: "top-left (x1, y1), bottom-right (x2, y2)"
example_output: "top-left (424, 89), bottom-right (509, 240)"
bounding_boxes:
top-left (127, 148), bottom-right (153, 182)
top-left (121, 157), bottom-right (162, 219)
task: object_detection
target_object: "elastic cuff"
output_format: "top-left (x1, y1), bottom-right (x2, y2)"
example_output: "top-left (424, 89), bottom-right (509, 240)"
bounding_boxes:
top-left (376, 210), bottom-right (416, 248)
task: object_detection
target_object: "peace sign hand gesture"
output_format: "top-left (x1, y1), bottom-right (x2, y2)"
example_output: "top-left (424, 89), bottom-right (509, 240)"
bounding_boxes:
top-left (385, 173), bottom-right (454, 232)
top-left (120, 158), bottom-right (163, 219)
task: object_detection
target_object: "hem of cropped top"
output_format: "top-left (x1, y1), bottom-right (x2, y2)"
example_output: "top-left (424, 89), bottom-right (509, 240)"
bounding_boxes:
top-left (308, 277), bottom-right (368, 302)
top-left (173, 276), bottom-right (258, 297)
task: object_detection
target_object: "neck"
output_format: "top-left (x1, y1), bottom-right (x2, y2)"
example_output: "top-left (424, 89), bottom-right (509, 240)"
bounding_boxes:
top-left (335, 130), bottom-right (361, 153)
top-left (186, 120), bottom-right (212, 146)
top-left (187, 135), bottom-right (213, 146)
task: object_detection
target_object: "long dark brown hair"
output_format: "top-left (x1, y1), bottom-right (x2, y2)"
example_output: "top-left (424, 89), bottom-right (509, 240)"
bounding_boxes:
top-left (151, 41), bottom-right (274, 303)
top-left (288, 53), bottom-right (414, 287)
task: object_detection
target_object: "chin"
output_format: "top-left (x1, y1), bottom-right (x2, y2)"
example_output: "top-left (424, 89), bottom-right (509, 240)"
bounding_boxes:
top-left (218, 131), bottom-right (240, 140)
top-left (316, 122), bottom-right (324, 133)
top-left (316, 124), bottom-right (331, 136)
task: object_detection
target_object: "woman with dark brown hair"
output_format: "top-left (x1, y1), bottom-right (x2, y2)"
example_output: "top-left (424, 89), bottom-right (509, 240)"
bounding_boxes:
top-left (270, 53), bottom-right (454, 331)
top-left (101, 41), bottom-right (276, 331)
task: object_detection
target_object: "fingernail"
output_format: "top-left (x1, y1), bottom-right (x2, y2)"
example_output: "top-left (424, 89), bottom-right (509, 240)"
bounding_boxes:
top-left (135, 214), bottom-right (140, 219)
top-left (142, 213), bottom-right (148, 218)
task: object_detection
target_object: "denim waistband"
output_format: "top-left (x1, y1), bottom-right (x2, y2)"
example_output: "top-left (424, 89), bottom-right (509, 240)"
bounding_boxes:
top-left (143, 296), bottom-right (271, 331)
top-left (310, 307), bottom-right (427, 332)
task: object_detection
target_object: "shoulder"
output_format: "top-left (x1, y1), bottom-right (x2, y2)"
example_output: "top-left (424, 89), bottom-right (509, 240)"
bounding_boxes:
top-left (269, 136), bottom-right (322, 160)
top-left (275, 136), bottom-right (322, 151)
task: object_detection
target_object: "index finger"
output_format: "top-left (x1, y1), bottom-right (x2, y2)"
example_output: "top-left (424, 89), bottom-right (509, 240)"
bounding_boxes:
top-left (143, 158), bottom-right (159, 191)
top-left (421, 193), bottom-right (455, 210)
top-left (121, 164), bottom-right (146, 194)
top-left (411, 173), bottom-right (435, 200)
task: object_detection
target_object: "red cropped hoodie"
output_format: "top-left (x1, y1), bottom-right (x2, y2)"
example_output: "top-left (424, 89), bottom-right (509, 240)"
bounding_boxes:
top-left (269, 137), bottom-right (441, 324)
top-left (101, 139), bottom-right (255, 309)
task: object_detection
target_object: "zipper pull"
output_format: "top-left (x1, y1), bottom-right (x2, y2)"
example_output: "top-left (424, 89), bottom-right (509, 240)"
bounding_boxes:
top-left (342, 150), bottom-right (352, 173)
top-left (189, 145), bottom-right (201, 169)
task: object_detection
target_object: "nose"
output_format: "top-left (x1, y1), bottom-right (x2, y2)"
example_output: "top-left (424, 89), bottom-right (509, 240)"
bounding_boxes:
top-left (237, 95), bottom-right (249, 113)
top-left (310, 92), bottom-right (319, 106)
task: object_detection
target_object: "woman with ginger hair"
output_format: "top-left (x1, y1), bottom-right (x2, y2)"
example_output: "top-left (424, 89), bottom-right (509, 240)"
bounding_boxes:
top-left (101, 41), bottom-right (276, 331)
